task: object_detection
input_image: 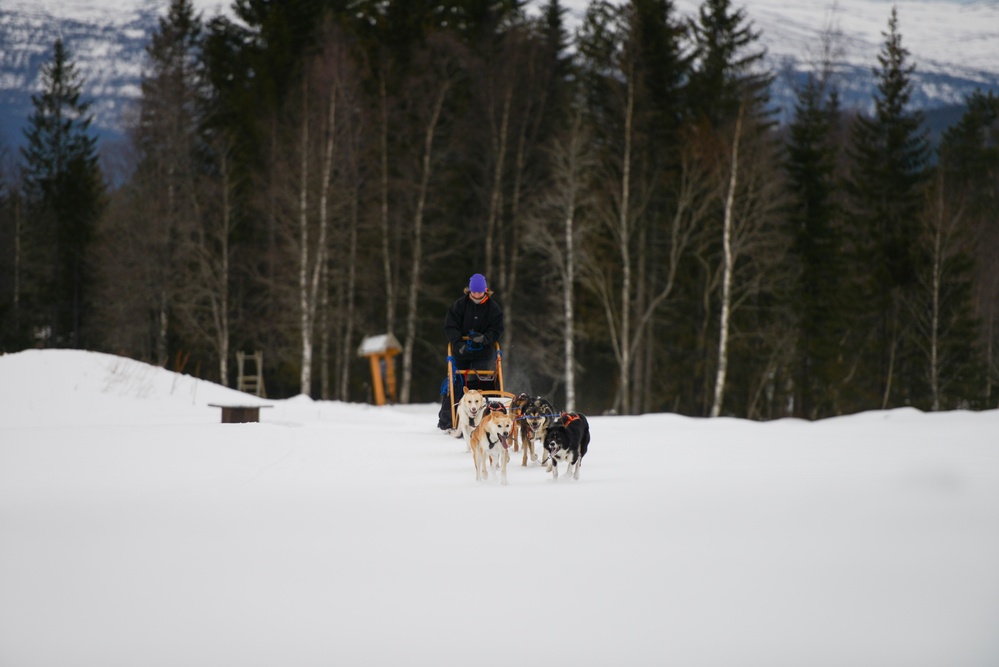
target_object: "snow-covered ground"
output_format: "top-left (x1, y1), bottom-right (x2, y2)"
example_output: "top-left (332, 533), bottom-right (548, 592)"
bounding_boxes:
top-left (1, 349), bottom-right (998, 666)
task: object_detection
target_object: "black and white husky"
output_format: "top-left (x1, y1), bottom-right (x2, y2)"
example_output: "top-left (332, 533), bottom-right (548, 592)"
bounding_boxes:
top-left (517, 394), bottom-right (557, 467)
top-left (543, 412), bottom-right (590, 480)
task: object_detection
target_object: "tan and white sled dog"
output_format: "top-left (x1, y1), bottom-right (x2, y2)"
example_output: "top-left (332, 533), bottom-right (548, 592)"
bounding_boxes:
top-left (455, 389), bottom-right (486, 451)
top-left (470, 411), bottom-right (514, 485)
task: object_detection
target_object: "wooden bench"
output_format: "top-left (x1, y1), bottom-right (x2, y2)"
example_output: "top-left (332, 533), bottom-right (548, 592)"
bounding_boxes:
top-left (208, 404), bottom-right (272, 423)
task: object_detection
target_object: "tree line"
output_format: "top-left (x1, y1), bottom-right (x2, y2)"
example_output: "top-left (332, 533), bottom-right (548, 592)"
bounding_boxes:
top-left (1, 0), bottom-right (997, 418)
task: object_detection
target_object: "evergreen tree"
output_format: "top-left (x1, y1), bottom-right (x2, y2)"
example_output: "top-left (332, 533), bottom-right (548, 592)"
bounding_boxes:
top-left (939, 91), bottom-right (999, 221)
top-left (625, 0), bottom-right (693, 414)
top-left (20, 39), bottom-right (104, 348)
top-left (139, 0), bottom-right (205, 157)
top-left (0, 144), bottom-right (21, 349)
top-left (785, 74), bottom-right (847, 417)
top-left (938, 91), bottom-right (999, 407)
top-left (687, 0), bottom-right (769, 128)
top-left (535, 2), bottom-right (579, 159)
top-left (843, 7), bottom-right (931, 408)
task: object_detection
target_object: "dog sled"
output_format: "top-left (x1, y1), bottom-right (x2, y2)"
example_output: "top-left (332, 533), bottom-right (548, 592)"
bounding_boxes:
top-left (443, 338), bottom-right (516, 430)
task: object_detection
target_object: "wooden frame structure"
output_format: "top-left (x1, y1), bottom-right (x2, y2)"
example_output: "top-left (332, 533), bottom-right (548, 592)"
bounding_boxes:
top-left (236, 350), bottom-right (265, 397)
top-left (446, 340), bottom-right (515, 428)
top-left (357, 334), bottom-right (401, 406)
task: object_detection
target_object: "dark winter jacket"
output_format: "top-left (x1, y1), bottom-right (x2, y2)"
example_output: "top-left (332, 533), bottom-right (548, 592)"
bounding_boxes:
top-left (444, 288), bottom-right (504, 361)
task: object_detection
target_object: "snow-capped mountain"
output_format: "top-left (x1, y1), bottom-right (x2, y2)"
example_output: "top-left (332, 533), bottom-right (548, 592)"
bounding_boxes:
top-left (567, 0), bottom-right (999, 122)
top-left (0, 0), bottom-right (230, 147)
top-left (1, 0), bottom-right (997, 149)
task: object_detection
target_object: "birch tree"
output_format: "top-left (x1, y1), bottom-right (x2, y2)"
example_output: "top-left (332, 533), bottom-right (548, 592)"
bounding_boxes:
top-left (909, 171), bottom-right (979, 411)
top-left (180, 131), bottom-right (238, 386)
top-left (574, 0), bottom-right (697, 414)
top-left (399, 36), bottom-right (456, 403)
top-left (710, 104), bottom-right (743, 417)
top-left (523, 111), bottom-right (596, 411)
top-left (131, 0), bottom-right (205, 365)
top-left (297, 36), bottom-right (347, 396)
top-left (576, 2), bottom-right (641, 414)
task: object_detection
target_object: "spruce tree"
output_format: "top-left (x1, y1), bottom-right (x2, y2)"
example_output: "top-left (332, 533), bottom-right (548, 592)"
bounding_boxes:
top-left (627, 0), bottom-right (693, 413)
top-left (0, 144), bottom-right (20, 348)
top-left (939, 92), bottom-right (999, 221)
top-left (20, 39), bottom-right (104, 348)
top-left (938, 92), bottom-right (999, 407)
top-left (687, 0), bottom-right (769, 128)
top-left (785, 74), bottom-right (846, 417)
top-left (537, 0), bottom-right (575, 123)
top-left (843, 7), bottom-right (931, 408)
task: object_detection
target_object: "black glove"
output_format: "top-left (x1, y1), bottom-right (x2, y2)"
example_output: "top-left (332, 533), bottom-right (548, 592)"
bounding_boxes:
top-left (470, 333), bottom-right (486, 344)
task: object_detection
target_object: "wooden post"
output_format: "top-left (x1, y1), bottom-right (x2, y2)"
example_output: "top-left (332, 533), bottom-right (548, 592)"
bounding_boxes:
top-left (369, 354), bottom-right (387, 406)
top-left (384, 349), bottom-right (399, 403)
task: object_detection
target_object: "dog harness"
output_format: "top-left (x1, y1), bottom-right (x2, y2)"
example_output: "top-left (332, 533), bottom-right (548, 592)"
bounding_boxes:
top-left (561, 412), bottom-right (580, 427)
top-left (514, 411), bottom-right (561, 422)
top-left (486, 431), bottom-right (511, 450)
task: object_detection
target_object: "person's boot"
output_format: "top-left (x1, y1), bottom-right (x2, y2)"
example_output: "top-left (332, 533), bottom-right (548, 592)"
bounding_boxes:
top-left (437, 394), bottom-right (452, 431)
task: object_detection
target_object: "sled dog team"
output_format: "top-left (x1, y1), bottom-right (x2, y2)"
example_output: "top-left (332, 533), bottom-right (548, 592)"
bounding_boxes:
top-left (452, 390), bottom-right (590, 485)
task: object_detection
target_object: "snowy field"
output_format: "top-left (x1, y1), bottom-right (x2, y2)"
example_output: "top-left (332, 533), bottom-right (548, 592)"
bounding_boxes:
top-left (1, 349), bottom-right (998, 667)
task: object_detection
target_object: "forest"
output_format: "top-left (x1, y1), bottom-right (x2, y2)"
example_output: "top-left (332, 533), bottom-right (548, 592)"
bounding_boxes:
top-left (0, 0), bottom-right (997, 419)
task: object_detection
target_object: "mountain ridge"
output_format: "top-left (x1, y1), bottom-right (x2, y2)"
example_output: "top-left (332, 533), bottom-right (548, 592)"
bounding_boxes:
top-left (1, 0), bottom-right (997, 148)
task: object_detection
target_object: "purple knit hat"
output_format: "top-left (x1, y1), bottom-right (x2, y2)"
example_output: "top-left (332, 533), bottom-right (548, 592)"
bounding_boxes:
top-left (469, 273), bottom-right (487, 293)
